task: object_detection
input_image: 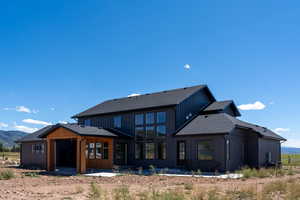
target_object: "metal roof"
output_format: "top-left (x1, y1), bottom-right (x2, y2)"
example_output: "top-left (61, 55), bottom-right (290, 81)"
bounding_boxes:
top-left (72, 85), bottom-right (209, 118)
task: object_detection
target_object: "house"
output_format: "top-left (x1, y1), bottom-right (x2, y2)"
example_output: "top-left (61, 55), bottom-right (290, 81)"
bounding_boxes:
top-left (17, 85), bottom-right (286, 173)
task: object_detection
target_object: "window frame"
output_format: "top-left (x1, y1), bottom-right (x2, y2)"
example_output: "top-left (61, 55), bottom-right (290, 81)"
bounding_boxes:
top-left (113, 116), bottom-right (122, 129)
top-left (158, 142), bottom-right (167, 160)
top-left (145, 143), bottom-right (155, 160)
top-left (84, 119), bottom-right (91, 126)
top-left (197, 140), bottom-right (214, 161)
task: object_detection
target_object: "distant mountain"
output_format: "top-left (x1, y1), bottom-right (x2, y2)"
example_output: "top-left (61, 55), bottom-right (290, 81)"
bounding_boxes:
top-left (0, 130), bottom-right (27, 147)
top-left (281, 147), bottom-right (300, 154)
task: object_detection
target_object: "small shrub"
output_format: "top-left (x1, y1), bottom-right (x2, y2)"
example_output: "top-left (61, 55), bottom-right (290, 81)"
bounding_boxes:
top-left (159, 190), bottom-right (185, 200)
top-left (149, 165), bottom-right (156, 175)
top-left (184, 183), bottom-right (193, 190)
top-left (262, 180), bottom-right (287, 200)
top-left (207, 189), bottom-right (221, 200)
top-left (196, 169), bottom-right (202, 176)
top-left (225, 187), bottom-right (257, 200)
top-left (138, 166), bottom-right (143, 175)
top-left (0, 169), bottom-right (15, 180)
top-left (113, 185), bottom-right (133, 200)
top-left (89, 182), bottom-right (102, 200)
top-left (24, 172), bottom-right (39, 177)
top-left (257, 168), bottom-right (269, 178)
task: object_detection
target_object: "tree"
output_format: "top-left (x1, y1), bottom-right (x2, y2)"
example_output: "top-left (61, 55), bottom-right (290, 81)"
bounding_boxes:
top-left (0, 142), bottom-right (3, 152)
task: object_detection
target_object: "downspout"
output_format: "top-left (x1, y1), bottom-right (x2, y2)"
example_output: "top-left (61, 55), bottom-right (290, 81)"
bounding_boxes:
top-left (224, 135), bottom-right (230, 172)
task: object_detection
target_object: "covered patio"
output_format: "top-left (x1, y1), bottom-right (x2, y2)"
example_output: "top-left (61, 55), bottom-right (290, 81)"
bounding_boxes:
top-left (39, 124), bottom-right (117, 173)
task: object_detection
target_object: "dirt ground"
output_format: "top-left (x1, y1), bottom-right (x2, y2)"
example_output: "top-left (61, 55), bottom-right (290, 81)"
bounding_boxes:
top-left (0, 167), bottom-right (300, 200)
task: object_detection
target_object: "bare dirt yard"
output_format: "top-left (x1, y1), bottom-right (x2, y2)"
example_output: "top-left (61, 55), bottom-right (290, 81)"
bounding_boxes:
top-left (1, 166), bottom-right (300, 200)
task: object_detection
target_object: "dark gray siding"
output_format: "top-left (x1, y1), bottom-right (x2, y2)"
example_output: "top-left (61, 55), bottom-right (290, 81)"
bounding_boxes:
top-left (20, 141), bottom-right (47, 169)
top-left (258, 138), bottom-right (281, 166)
top-left (175, 88), bottom-right (213, 129)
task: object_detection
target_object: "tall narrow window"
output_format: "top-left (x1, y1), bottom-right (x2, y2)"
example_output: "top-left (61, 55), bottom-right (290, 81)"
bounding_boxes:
top-left (96, 143), bottom-right (102, 159)
top-left (85, 144), bottom-right (88, 157)
top-left (157, 125), bottom-right (166, 137)
top-left (145, 143), bottom-right (155, 160)
top-left (146, 112), bottom-right (154, 125)
top-left (89, 143), bottom-right (95, 159)
top-left (135, 143), bottom-right (143, 160)
top-left (157, 112), bottom-right (166, 124)
top-left (135, 114), bottom-right (144, 126)
top-left (113, 116), bottom-right (122, 128)
top-left (146, 126), bottom-right (155, 138)
top-left (158, 143), bottom-right (166, 160)
top-left (178, 142), bottom-right (186, 160)
top-left (103, 142), bottom-right (109, 159)
top-left (197, 140), bottom-right (214, 160)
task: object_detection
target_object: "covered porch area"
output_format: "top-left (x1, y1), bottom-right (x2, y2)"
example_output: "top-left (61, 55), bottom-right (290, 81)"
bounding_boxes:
top-left (40, 124), bottom-right (116, 174)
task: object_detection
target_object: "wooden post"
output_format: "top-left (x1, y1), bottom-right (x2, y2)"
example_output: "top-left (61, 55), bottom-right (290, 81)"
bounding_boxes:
top-left (76, 138), bottom-right (81, 173)
top-left (47, 139), bottom-right (54, 171)
top-left (80, 139), bottom-right (86, 173)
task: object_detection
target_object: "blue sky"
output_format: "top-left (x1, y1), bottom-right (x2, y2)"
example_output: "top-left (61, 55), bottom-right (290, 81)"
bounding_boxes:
top-left (0, 1), bottom-right (299, 147)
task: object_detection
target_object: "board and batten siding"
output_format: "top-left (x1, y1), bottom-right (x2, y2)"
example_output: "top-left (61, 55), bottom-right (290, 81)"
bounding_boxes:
top-left (20, 141), bottom-right (47, 169)
top-left (175, 88), bottom-right (213, 129)
top-left (258, 138), bottom-right (281, 166)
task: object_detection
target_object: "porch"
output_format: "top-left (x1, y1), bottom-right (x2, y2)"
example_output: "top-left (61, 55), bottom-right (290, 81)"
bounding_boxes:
top-left (45, 126), bottom-right (115, 173)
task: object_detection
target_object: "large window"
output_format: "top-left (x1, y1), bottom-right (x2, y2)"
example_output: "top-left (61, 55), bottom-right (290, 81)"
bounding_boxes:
top-left (146, 126), bottom-right (155, 138)
top-left (135, 143), bottom-right (143, 160)
top-left (157, 125), bottom-right (166, 137)
top-left (158, 143), bottom-right (166, 160)
top-left (157, 112), bottom-right (166, 124)
top-left (145, 143), bottom-right (155, 160)
top-left (197, 140), bottom-right (214, 160)
top-left (88, 142), bottom-right (109, 160)
top-left (135, 127), bottom-right (145, 138)
top-left (146, 112), bottom-right (154, 124)
top-left (135, 114), bottom-right (144, 126)
top-left (113, 116), bottom-right (122, 128)
top-left (84, 119), bottom-right (91, 126)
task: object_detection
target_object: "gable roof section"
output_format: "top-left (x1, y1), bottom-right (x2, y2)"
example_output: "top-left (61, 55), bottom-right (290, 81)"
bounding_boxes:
top-left (39, 123), bottom-right (122, 138)
top-left (16, 125), bottom-right (54, 143)
top-left (175, 113), bottom-right (285, 141)
top-left (203, 100), bottom-right (241, 117)
top-left (72, 85), bottom-right (212, 118)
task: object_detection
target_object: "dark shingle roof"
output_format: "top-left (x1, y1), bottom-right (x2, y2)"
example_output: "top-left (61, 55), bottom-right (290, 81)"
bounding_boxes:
top-left (39, 123), bottom-right (119, 138)
top-left (72, 85), bottom-right (209, 118)
top-left (203, 100), bottom-right (241, 117)
top-left (175, 113), bottom-right (285, 141)
top-left (16, 125), bottom-right (54, 142)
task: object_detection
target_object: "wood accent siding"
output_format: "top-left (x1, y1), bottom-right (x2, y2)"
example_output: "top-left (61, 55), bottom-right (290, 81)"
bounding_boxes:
top-left (85, 137), bottom-right (114, 169)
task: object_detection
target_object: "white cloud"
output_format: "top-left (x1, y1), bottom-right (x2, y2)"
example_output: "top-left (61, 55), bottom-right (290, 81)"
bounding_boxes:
top-left (16, 106), bottom-right (31, 113)
top-left (22, 119), bottom-right (52, 126)
top-left (128, 93), bottom-right (141, 97)
top-left (14, 125), bottom-right (38, 133)
top-left (58, 121), bottom-right (68, 124)
top-left (50, 108), bottom-right (55, 111)
top-left (0, 122), bottom-right (8, 128)
top-left (238, 101), bottom-right (266, 110)
top-left (4, 106), bottom-right (38, 114)
top-left (273, 128), bottom-right (290, 133)
top-left (184, 64), bottom-right (191, 70)
top-left (282, 138), bottom-right (300, 148)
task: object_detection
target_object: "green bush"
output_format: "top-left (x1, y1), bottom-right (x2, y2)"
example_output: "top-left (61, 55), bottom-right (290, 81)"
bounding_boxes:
top-left (0, 169), bottom-right (15, 180)
top-left (113, 185), bottom-right (133, 200)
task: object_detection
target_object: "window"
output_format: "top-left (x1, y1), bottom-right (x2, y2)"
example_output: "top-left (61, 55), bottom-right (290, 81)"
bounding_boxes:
top-left (135, 114), bottom-right (144, 126)
top-left (135, 143), bottom-right (143, 160)
top-left (146, 126), bottom-right (155, 138)
top-left (197, 140), bottom-right (214, 160)
top-left (145, 143), bottom-right (155, 159)
top-left (89, 143), bottom-right (95, 159)
top-left (88, 142), bottom-right (108, 160)
top-left (158, 143), bottom-right (166, 160)
top-left (96, 143), bottom-right (102, 159)
top-left (146, 112), bottom-right (154, 124)
top-left (32, 144), bottom-right (44, 154)
top-left (135, 127), bottom-right (145, 138)
top-left (103, 142), bottom-right (109, 159)
top-left (178, 142), bottom-right (186, 160)
top-left (84, 119), bottom-right (91, 126)
top-left (85, 144), bottom-right (88, 157)
top-left (157, 125), bottom-right (166, 137)
top-left (157, 112), bottom-right (166, 124)
top-left (113, 116), bottom-right (122, 128)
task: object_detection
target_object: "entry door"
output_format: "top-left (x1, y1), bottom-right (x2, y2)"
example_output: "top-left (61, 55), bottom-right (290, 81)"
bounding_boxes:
top-left (115, 143), bottom-right (128, 165)
top-left (177, 141), bottom-right (186, 166)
